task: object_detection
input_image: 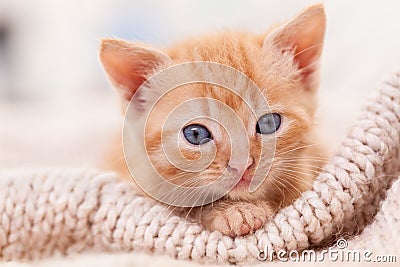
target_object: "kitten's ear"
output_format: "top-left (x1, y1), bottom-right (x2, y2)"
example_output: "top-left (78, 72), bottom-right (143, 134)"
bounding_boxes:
top-left (99, 39), bottom-right (171, 105)
top-left (263, 4), bottom-right (326, 91)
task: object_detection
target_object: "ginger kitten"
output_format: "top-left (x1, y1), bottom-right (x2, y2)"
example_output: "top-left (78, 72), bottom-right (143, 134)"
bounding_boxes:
top-left (99, 4), bottom-right (327, 237)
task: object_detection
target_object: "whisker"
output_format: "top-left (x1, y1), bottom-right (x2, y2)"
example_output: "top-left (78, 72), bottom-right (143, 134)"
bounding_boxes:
top-left (278, 164), bottom-right (326, 174)
top-left (278, 157), bottom-right (328, 162)
top-left (275, 176), bottom-right (303, 195)
top-left (270, 175), bottom-right (288, 199)
top-left (280, 162), bottom-right (326, 170)
top-left (276, 171), bottom-right (314, 188)
top-left (277, 143), bottom-right (322, 156)
top-left (276, 167), bottom-right (319, 178)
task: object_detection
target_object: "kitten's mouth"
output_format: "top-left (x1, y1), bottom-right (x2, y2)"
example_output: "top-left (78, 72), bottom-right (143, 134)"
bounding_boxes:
top-left (233, 172), bottom-right (253, 190)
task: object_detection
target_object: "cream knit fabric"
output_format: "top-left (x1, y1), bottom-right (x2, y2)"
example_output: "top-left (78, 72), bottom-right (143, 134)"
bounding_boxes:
top-left (0, 71), bottom-right (399, 265)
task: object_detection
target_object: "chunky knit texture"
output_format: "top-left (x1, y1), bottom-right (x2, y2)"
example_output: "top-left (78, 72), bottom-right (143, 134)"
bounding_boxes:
top-left (0, 72), bottom-right (400, 264)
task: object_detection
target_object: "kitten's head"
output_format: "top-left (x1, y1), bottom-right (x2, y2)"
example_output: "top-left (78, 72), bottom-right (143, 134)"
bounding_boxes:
top-left (100, 5), bottom-right (326, 207)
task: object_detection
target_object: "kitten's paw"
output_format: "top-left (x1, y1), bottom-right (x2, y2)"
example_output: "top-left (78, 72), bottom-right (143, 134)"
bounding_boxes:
top-left (208, 203), bottom-right (271, 237)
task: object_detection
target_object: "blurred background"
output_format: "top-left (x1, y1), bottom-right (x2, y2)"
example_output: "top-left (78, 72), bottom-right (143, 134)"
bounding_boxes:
top-left (1, 0), bottom-right (399, 168)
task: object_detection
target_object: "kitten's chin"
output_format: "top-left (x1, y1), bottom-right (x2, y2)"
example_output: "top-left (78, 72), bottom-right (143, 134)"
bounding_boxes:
top-left (224, 178), bottom-right (267, 201)
top-left (232, 178), bottom-right (251, 190)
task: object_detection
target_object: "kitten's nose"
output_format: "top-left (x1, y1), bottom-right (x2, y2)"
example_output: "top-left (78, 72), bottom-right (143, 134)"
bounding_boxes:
top-left (228, 156), bottom-right (254, 174)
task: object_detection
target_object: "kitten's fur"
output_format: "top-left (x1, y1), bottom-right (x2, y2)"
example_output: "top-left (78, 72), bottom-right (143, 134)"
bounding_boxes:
top-left (100, 4), bottom-right (327, 237)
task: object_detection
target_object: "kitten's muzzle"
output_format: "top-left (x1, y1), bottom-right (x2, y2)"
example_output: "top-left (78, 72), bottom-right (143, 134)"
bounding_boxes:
top-left (228, 156), bottom-right (254, 178)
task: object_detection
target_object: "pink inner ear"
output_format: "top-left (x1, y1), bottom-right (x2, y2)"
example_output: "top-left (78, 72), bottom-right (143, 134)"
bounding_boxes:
top-left (265, 5), bottom-right (326, 87)
top-left (291, 17), bottom-right (325, 75)
top-left (100, 41), bottom-right (147, 101)
top-left (100, 39), bottom-right (171, 102)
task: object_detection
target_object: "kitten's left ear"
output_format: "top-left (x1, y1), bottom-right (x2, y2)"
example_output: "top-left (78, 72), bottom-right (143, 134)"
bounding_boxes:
top-left (264, 4), bottom-right (326, 91)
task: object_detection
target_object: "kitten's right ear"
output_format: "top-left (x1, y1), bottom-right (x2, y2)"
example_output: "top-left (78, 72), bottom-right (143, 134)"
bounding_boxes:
top-left (99, 39), bottom-right (171, 105)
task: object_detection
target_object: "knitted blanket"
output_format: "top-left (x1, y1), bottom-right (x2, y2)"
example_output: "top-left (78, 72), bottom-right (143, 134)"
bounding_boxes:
top-left (1, 71), bottom-right (400, 265)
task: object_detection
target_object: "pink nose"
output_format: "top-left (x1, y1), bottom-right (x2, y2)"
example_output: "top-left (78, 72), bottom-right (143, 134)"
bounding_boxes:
top-left (228, 156), bottom-right (254, 174)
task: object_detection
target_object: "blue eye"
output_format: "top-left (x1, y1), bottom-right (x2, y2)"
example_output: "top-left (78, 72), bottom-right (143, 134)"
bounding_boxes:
top-left (256, 113), bottom-right (281, 134)
top-left (183, 124), bottom-right (212, 145)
